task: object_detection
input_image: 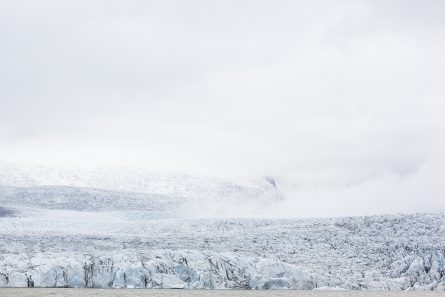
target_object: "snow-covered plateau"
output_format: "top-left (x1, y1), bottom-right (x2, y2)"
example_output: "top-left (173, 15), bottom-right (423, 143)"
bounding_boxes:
top-left (0, 164), bottom-right (444, 290)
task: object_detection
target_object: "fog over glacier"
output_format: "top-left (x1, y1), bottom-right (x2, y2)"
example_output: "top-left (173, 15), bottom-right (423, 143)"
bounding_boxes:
top-left (1, 1), bottom-right (445, 216)
top-left (1, 2), bottom-right (445, 290)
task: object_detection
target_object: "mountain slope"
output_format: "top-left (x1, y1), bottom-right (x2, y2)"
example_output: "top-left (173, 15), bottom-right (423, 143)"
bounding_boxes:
top-left (0, 163), bottom-right (283, 218)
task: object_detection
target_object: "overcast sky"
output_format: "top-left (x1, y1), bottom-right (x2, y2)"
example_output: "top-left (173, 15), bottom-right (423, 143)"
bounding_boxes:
top-left (1, 1), bottom-right (445, 215)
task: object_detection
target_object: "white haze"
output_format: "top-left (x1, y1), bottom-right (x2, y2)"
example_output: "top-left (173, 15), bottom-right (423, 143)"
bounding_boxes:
top-left (1, 0), bottom-right (445, 216)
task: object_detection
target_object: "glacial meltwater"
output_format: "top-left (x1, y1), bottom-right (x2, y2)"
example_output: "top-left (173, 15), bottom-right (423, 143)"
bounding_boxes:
top-left (0, 289), bottom-right (444, 297)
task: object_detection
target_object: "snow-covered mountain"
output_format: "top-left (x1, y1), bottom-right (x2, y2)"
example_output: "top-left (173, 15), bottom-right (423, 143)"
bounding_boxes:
top-left (0, 163), bottom-right (445, 290)
top-left (0, 163), bottom-right (282, 204)
top-left (0, 163), bottom-right (283, 218)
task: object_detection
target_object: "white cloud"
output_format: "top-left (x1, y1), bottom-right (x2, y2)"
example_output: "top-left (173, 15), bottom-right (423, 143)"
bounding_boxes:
top-left (1, 0), bottom-right (444, 215)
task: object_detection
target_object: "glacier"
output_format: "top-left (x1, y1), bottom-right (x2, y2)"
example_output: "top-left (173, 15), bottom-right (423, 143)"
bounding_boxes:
top-left (0, 163), bottom-right (445, 290)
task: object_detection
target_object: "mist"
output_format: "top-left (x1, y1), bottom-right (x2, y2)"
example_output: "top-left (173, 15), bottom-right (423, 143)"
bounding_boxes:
top-left (1, 0), bottom-right (445, 216)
